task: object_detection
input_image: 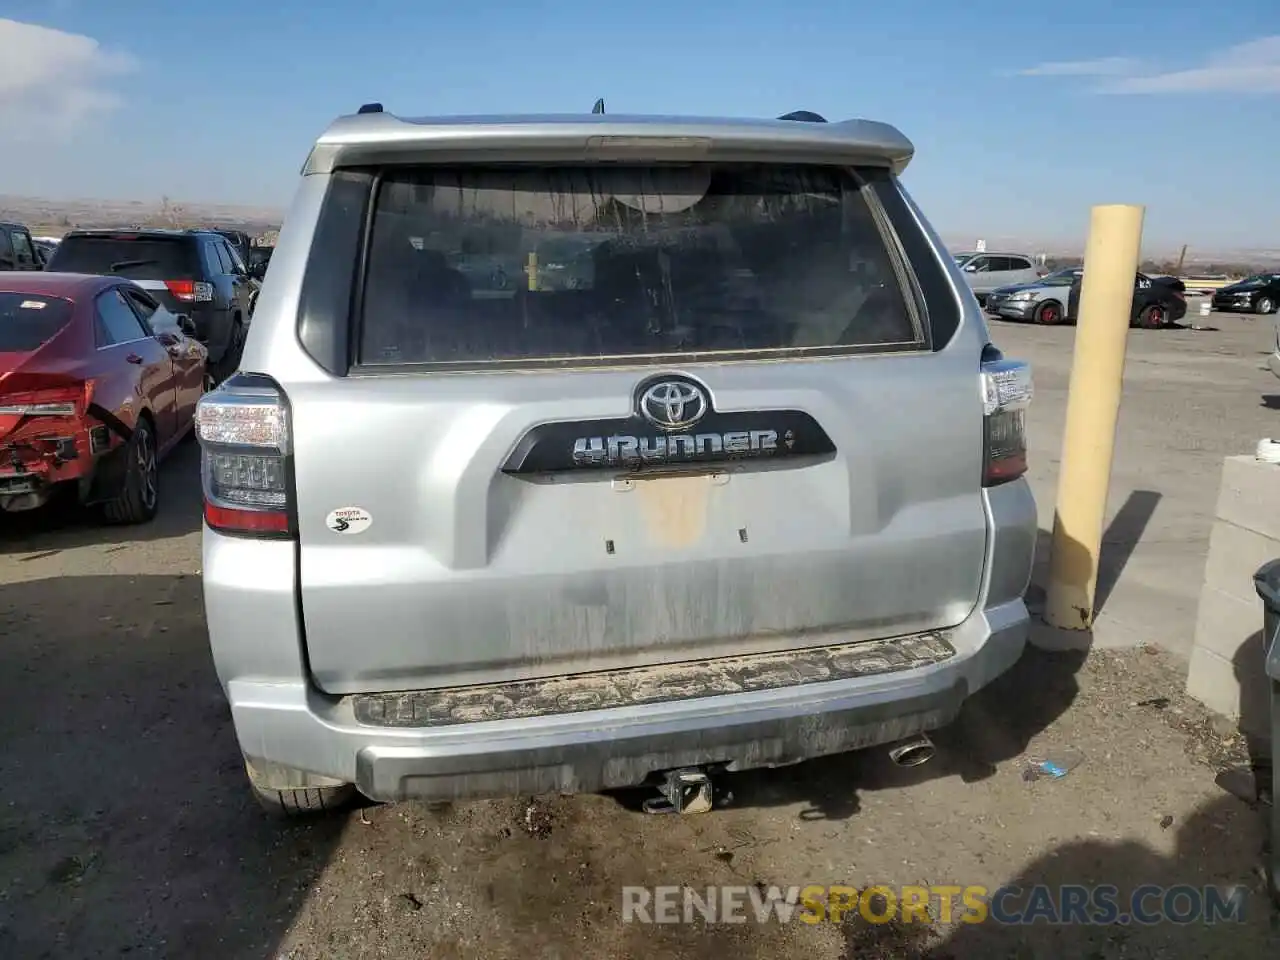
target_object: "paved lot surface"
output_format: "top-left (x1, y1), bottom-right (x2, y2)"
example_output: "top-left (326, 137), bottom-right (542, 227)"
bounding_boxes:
top-left (1, 302), bottom-right (1278, 958)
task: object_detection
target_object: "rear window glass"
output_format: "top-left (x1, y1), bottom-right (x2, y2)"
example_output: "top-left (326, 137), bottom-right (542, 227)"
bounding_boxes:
top-left (357, 164), bottom-right (921, 367)
top-left (48, 236), bottom-right (197, 281)
top-left (0, 293), bottom-right (74, 352)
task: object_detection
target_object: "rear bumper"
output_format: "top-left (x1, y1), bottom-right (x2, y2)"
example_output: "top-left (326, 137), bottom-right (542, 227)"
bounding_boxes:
top-left (229, 599), bottom-right (1026, 801)
top-left (0, 420), bottom-right (104, 508)
top-left (204, 480), bottom-right (1037, 802)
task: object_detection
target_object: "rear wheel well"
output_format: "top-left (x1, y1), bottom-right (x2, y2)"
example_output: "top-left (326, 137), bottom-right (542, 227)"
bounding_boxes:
top-left (131, 408), bottom-right (155, 443)
top-left (210, 313), bottom-right (247, 379)
top-left (99, 412), bottom-right (159, 524)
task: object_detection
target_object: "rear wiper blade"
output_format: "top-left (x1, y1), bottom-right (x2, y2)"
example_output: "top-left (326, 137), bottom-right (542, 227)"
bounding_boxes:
top-left (109, 259), bottom-right (159, 271)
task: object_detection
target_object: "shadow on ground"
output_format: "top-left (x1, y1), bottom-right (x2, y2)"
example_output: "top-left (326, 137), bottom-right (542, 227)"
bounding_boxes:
top-left (0, 444), bottom-right (201, 556)
top-left (1030, 489), bottom-right (1163, 622)
top-left (1230, 588), bottom-right (1279, 908)
top-left (646, 490), bottom-right (1163, 820)
top-left (834, 792), bottom-right (1278, 958)
top-left (0, 573), bottom-right (343, 958)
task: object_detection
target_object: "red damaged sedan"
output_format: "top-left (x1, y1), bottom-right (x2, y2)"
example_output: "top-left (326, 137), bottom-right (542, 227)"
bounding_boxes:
top-left (0, 273), bottom-right (209, 522)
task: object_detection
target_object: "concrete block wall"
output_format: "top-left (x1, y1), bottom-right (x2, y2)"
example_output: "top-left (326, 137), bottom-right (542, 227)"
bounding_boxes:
top-left (1185, 455), bottom-right (1277, 740)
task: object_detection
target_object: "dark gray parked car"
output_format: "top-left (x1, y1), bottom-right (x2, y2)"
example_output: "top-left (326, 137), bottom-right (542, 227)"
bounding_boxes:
top-left (47, 228), bottom-right (257, 375)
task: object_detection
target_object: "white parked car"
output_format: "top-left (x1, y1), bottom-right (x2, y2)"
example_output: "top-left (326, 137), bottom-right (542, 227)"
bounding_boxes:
top-left (954, 252), bottom-right (1042, 301)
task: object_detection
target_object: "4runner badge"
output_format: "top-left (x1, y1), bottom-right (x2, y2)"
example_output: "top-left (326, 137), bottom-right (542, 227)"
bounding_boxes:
top-left (498, 374), bottom-right (838, 474)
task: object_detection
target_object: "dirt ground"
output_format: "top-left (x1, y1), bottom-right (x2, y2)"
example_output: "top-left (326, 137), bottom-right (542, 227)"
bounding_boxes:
top-left (2, 306), bottom-right (1279, 958)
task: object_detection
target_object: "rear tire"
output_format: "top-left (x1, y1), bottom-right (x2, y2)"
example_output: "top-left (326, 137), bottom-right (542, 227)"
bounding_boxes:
top-left (101, 417), bottom-right (159, 525)
top-left (250, 781), bottom-right (358, 817)
top-left (212, 319), bottom-right (244, 384)
top-left (1259, 297), bottom-right (1276, 315)
top-left (1136, 304), bottom-right (1166, 329)
top-left (1033, 300), bottom-right (1064, 325)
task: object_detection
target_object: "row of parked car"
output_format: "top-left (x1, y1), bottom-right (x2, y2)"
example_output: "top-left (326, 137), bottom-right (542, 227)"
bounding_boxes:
top-left (1211, 272), bottom-right (1280, 315)
top-left (953, 251), bottom-right (1191, 329)
top-left (0, 220), bottom-right (271, 521)
top-left (957, 249), bottom-right (1280, 328)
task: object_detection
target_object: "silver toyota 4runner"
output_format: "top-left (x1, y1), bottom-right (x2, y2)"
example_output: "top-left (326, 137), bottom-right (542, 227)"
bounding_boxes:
top-left (196, 106), bottom-right (1036, 816)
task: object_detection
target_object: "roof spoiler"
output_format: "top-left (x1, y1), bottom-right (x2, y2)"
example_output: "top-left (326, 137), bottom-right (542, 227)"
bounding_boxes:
top-left (309, 111), bottom-right (915, 176)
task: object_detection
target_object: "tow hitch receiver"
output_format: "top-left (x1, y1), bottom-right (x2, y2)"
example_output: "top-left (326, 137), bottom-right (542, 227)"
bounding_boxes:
top-left (642, 768), bottom-right (714, 815)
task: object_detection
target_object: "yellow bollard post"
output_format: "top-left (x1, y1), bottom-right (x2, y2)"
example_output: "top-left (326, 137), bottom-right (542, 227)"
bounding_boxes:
top-left (525, 251), bottom-right (539, 291)
top-left (1044, 204), bottom-right (1146, 631)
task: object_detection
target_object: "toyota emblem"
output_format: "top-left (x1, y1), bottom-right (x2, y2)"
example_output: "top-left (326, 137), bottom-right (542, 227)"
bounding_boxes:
top-left (638, 378), bottom-right (709, 430)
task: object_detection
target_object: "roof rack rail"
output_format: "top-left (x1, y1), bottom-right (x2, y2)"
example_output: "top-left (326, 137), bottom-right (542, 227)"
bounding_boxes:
top-left (357, 102), bottom-right (384, 115)
top-left (592, 98), bottom-right (605, 115)
top-left (777, 110), bottom-right (827, 123)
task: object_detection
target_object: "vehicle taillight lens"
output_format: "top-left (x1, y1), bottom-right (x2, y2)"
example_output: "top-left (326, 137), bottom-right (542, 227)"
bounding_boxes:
top-left (980, 354), bottom-right (1032, 486)
top-left (195, 374), bottom-right (293, 538)
top-left (165, 280), bottom-right (214, 303)
top-left (0, 382), bottom-right (92, 417)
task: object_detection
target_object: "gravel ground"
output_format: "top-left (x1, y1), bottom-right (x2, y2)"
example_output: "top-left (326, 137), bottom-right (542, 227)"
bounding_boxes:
top-left (1, 305), bottom-right (1278, 958)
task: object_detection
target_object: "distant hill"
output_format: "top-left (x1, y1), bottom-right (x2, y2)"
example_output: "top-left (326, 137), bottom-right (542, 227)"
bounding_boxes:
top-left (937, 234), bottom-right (1280, 273)
top-left (0, 194), bottom-right (284, 239)
top-left (2, 194), bottom-right (1275, 271)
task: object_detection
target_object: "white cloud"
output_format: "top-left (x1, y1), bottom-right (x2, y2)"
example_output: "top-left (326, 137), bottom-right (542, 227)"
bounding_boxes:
top-left (1104, 36), bottom-right (1280, 93)
top-left (0, 18), bottom-right (136, 141)
top-left (1017, 57), bottom-right (1141, 78)
top-left (1018, 35), bottom-right (1280, 94)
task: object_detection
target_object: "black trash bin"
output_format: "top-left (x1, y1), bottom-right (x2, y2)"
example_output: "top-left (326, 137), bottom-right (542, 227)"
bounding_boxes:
top-left (1250, 560), bottom-right (1280, 908)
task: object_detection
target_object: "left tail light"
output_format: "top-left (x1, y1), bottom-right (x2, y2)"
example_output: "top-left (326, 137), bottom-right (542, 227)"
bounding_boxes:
top-left (980, 352), bottom-right (1033, 487)
top-left (195, 374), bottom-right (294, 538)
top-left (0, 382), bottom-right (92, 417)
top-left (165, 280), bottom-right (215, 303)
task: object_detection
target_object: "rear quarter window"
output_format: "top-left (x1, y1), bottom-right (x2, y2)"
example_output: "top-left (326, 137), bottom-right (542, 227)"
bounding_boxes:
top-left (350, 163), bottom-right (926, 369)
top-left (49, 236), bottom-right (198, 281)
top-left (0, 293), bottom-right (74, 351)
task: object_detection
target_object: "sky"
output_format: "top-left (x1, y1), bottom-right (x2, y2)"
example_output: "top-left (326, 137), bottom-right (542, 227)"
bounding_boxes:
top-left (1, 1), bottom-right (1278, 251)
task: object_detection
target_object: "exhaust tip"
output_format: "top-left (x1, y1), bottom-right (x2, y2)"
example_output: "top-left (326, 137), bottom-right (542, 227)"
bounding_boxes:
top-left (888, 735), bottom-right (936, 768)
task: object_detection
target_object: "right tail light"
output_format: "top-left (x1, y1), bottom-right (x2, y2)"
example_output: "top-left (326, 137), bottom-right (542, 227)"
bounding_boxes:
top-left (0, 377), bottom-right (95, 419)
top-left (194, 374), bottom-right (295, 538)
top-left (980, 352), bottom-right (1033, 487)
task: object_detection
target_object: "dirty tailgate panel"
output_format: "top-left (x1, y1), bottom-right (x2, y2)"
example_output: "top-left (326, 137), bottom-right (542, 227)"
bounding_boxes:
top-left (291, 345), bottom-right (987, 695)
